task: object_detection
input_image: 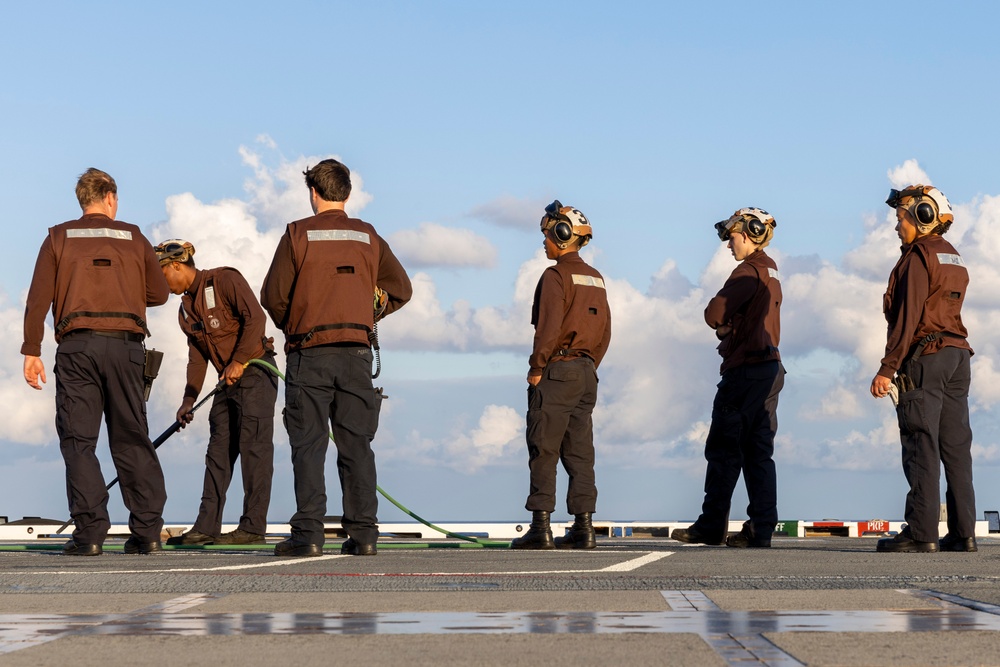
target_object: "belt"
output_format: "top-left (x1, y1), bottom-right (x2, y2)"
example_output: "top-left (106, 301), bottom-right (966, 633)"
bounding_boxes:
top-left (64, 329), bottom-right (145, 343)
top-left (550, 349), bottom-right (592, 361)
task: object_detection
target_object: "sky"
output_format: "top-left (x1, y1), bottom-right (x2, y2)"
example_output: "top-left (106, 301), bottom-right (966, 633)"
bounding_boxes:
top-left (3, 2), bottom-right (1000, 529)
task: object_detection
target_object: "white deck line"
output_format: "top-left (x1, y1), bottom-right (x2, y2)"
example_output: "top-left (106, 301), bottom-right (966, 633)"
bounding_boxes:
top-left (0, 550), bottom-right (671, 577)
top-left (0, 554), bottom-right (348, 576)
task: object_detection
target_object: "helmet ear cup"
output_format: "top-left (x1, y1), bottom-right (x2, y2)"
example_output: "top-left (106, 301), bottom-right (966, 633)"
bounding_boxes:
top-left (745, 215), bottom-right (766, 240)
top-left (915, 200), bottom-right (936, 225)
top-left (553, 221), bottom-right (573, 243)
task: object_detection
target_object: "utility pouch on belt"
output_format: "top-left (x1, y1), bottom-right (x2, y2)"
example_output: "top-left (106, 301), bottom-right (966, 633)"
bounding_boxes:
top-left (143, 349), bottom-right (164, 402)
top-left (889, 331), bottom-right (957, 406)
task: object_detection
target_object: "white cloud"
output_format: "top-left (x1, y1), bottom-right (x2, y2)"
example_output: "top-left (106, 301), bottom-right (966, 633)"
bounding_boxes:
top-left (380, 272), bottom-right (477, 351)
top-left (444, 404), bottom-right (523, 471)
top-left (12, 155), bottom-right (1000, 482)
top-left (776, 412), bottom-right (900, 472)
top-left (387, 222), bottom-right (498, 269)
top-left (800, 384), bottom-right (865, 422)
top-left (237, 138), bottom-right (373, 228)
top-left (887, 159), bottom-right (931, 188)
top-left (468, 195), bottom-right (549, 230)
top-left (381, 159), bottom-right (1000, 476)
top-left (0, 296), bottom-right (55, 446)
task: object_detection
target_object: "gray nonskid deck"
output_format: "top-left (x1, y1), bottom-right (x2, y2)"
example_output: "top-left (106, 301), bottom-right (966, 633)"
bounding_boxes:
top-left (1, 537), bottom-right (999, 666)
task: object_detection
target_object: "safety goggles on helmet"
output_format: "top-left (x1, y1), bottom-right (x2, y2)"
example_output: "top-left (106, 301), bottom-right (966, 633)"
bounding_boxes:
top-left (155, 239), bottom-right (195, 266)
top-left (885, 188), bottom-right (912, 209)
top-left (540, 200), bottom-right (570, 231)
top-left (714, 218), bottom-right (738, 241)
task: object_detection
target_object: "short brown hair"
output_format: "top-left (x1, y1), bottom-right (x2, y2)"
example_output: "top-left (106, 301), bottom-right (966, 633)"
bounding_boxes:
top-left (303, 159), bottom-right (351, 202)
top-left (75, 168), bottom-right (117, 209)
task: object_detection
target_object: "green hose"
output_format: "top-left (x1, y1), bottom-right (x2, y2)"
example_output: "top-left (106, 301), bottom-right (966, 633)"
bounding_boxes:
top-left (247, 358), bottom-right (510, 547)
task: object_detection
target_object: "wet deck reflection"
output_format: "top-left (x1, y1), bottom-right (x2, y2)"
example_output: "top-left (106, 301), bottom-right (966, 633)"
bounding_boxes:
top-left (1, 590), bottom-right (997, 664)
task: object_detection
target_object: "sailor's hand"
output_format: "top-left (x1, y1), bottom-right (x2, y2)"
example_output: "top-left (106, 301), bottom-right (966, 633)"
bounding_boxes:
top-left (715, 324), bottom-right (733, 340)
top-left (23, 356), bottom-right (46, 390)
top-left (870, 374), bottom-right (893, 399)
top-left (527, 372), bottom-right (542, 387)
top-left (222, 361), bottom-right (245, 386)
top-left (176, 398), bottom-right (196, 426)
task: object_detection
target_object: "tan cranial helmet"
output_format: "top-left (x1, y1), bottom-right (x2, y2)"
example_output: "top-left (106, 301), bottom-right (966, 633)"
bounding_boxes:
top-left (885, 184), bottom-right (954, 235)
top-left (541, 200), bottom-right (593, 249)
top-left (714, 207), bottom-right (776, 248)
top-left (154, 239), bottom-right (195, 266)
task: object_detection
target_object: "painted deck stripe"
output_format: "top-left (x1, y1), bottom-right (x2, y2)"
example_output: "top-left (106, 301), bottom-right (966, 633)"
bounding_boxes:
top-left (0, 551), bottom-right (668, 577)
top-left (0, 554), bottom-right (348, 576)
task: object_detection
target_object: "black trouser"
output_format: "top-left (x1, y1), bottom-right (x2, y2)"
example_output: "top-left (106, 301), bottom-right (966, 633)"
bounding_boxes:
top-left (524, 357), bottom-right (599, 515)
top-left (283, 345), bottom-right (381, 546)
top-left (54, 331), bottom-right (167, 545)
top-left (191, 354), bottom-right (277, 537)
top-left (693, 360), bottom-right (783, 541)
top-left (895, 346), bottom-right (975, 542)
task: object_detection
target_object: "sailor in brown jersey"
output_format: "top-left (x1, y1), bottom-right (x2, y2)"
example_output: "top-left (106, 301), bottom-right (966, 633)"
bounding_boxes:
top-left (21, 168), bottom-right (169, 556)
top-left (261, 159), bottom-right (412, 557)
top-left (871, 185), bottom-right (976, 553)
top-left (155, 240), bottom-right (278, 546)
top-left (671, 207), bottom-right (784, 549)
top-left (511, 201), bottom-right (611, 550)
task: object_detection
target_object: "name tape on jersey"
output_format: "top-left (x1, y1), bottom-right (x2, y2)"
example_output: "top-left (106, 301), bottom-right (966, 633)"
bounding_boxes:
top-left (767, 267), bottom-right (781, 281)
top-left (937, 253), bottom-right (966, 267)
top-left (307, 230), bottom-right (371, 244)
top-left (204, 285), bottom-right (216, 310)
top-left (572, 274), bottom-right (606, 289)
top-left (66, 228), bottom-right (133, 240)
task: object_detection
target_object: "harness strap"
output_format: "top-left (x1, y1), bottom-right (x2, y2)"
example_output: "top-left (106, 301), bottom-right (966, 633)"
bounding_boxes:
top-left (55, 311), bottom-right (150, 337)
top-left (287, 322), bottom-right (370, 345)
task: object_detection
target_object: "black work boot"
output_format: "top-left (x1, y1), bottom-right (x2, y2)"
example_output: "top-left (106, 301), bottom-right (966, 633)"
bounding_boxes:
top-left (510, 511), bottom-right (555, 550)
top-left (555, 512), bottom-right (597, 549)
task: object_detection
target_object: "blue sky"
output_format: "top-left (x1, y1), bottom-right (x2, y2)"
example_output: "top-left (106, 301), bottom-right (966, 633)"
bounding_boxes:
top-left (4, 2), bottom-right (1000, 528)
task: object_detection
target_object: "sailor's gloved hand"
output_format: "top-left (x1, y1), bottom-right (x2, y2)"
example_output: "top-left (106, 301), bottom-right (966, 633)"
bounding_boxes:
top-left (715, 325), bottom-right (733, 340)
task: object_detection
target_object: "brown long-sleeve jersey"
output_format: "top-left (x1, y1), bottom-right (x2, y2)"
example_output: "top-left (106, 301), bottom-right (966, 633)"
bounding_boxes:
top-left (22, 214), bottom-right (168, 356)
top-left (879, 234), bottom-right (972, 378)
top-left (178, 266), bottom-right (274, 400)
top-left (529, 252), bottom-right (612, 375)
top-left (260, 209), bottom-right (412, 351)
top-left (705, 249), bottom-right (781, 374)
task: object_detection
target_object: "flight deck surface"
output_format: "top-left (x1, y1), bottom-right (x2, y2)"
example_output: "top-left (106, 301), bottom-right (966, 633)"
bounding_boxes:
top-left (0, 537), bottom-right (998, 666)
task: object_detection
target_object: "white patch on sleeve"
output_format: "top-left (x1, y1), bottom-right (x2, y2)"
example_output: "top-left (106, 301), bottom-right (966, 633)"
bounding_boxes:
top-left (307, 230), bottom-right (371, 244)
top-left (204, 286), bottom-right (216, 310)
top-left (66, 228), bottom-right (133, 240)
top-left (767, 267), bottom-right (781, 281)
top-left (572, 274), bottom-right (606, 289)
top-left (937, 253), bottom-right (966, 267)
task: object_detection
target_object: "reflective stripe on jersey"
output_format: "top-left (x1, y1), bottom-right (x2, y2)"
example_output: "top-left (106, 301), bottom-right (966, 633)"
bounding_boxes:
top-left (66, 228), bottom-right (133, 240)
top-left (937, 253), bottom-right (966, 268)
top-left (768, 267), bottom-right (781, 280)
top-left (572, 274), bottom-right (606, 288)
top-left (306, 229), bottom-right (371, 244)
